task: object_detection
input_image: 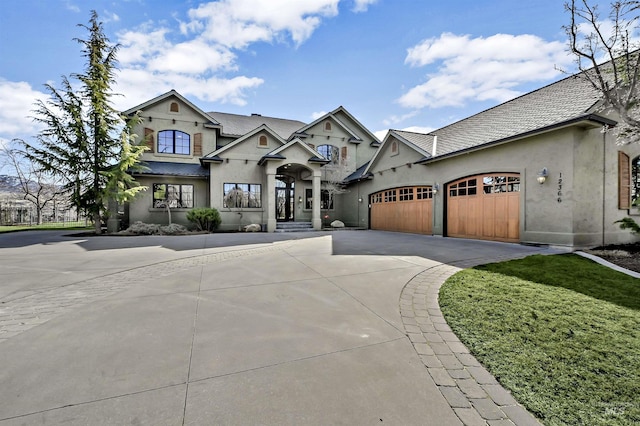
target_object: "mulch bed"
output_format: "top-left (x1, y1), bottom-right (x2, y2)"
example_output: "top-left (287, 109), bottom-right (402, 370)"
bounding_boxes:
top-left (585, 242), bottom-right (640, 274)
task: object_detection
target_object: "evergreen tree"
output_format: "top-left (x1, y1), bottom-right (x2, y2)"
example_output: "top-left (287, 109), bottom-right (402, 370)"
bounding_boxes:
top-left (24, 10), bottom-right (145, 233)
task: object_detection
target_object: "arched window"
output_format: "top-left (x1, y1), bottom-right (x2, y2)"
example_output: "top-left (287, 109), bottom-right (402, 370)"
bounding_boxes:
top-left (170, 102), bottom-right (179, 113)
top-left (391, 141), bottom-right (398, 155)
top-left (258, 135), bottom-right (268, 147)
top-left (317, 144), bottom-right (339, 165)
top-left (324, 121), bottom-right (332, 132)
top-left (633, 155), bottom-right (640, 206)
top-left (158, 130), bottom-right (190, 155)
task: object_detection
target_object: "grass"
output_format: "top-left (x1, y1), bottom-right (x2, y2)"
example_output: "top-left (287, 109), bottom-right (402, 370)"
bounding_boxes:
top-left (439, 254), bottom-right (640, 426)
top-left (0, 222), bottom-right (92, 233)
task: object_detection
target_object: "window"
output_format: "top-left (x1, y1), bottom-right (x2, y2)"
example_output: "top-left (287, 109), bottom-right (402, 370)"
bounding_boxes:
top-left (317, 144), bottom-right (339, 165)
top-left (153, 184), bottom-right (193, 208)
top-left (399, 187), bottom-right (413, 201)
top-left (324, 121), bottom-right (332, 132)
top-left (633, 155), bottom-right (640, 206)
top-left (482, 176), bottom-right (518, 194)
top-left (391, 141), bottom-right (398, 155)
top-left (158, 130), bottom-right (190, 155)
top-left (223, 183), bottom-right (262, 208)
top-left (384, 189), bottom-right (396, 202)
top-left (169, 102), bottom-right (179, 113)
top-left (321, 189), bottom-right (333, 209)
top-left (258, 135), bottom-right (268, 147)
top-left (416, 187), bottom-right (433, 199)
top-left (305, 188), bottom-right (334, 209)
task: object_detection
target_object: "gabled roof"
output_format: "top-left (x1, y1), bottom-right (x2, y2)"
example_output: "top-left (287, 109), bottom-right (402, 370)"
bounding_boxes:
top-left (329, 106), bottom-right (382, 146)
top-left (132, 161), bottom-right (209, 178)
top-left (424, 74), bottom-right (606, 160)
top-left (208, 111), bottom-right (305, 139)
top-left (257, 138), bottom-right (329, 166)
top-left (204, 124), bottom-right (286, 159)
top-left (344, 161), bottom-right (372, 184)
top-left (363, 129), bottom-right (433, 175)
top-left (293, 107), bottom-right (364, 143)
top-left (123, 90), bottom-right (219, 127)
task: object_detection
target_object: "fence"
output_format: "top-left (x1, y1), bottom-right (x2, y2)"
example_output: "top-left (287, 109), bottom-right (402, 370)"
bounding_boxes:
top-left (0, 200), bottom-right (88, 227)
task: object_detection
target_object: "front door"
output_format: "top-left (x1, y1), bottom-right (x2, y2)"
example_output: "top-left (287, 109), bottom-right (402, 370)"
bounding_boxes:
top-left (276, 175), bottom-right (295, 221)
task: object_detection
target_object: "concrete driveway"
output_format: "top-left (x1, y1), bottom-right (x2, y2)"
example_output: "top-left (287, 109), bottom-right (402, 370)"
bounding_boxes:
top-left (0, 230), bottom-right (556, 425)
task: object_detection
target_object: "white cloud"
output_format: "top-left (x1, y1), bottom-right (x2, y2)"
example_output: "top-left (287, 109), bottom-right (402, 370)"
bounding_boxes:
top-left (374, 129), bottom-right (388, 141)
top-left (382, 110), bottom-right (419, 126)
top-left (352, 0), bottom-right (377, 13)
top-left (0, 79), bottom-right (48, 142)
top-left (401, 126), bottom-right (434, 134)
top-left (399, 33), bottom-right (573, 109)
top-left (114, 1), bottom-right (360, 109)
top-left (311, 110), bottom-right (328, 120)
top-left (184, 0), bottom-right (340, 48)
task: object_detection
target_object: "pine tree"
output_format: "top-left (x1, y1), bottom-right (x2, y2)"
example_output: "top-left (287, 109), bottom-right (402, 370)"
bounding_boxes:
top-left (24, 10), bottom-right (145, 233)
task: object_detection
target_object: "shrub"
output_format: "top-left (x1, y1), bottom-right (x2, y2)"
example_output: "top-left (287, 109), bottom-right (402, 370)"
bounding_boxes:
top-left (186, 208), bottom-right (221, 232)
top-left (615, 217), bottom-right (640, 234)
top-left (126, 221), bottom-right (161, 235)
top-left (160, 223), bottom-right (188, 235)
top-left (123, 221), bottom-right (188, 235)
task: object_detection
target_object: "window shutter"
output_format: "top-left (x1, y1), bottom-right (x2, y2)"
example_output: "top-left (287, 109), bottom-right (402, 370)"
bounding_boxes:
top-left (341, 146), bottom-right (348, 165)
top-left (194, 133), bottom-right (203, 156)
top-left (619, 151), bottom-right (631, 209)
top-left (144, 128), bottom-right (154, 153)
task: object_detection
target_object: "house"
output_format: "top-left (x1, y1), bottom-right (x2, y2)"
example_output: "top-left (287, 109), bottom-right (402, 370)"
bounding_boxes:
top-left (124, 90), bottom-right (380, 233)
top-left (124, 73), bottom-right (640, 248)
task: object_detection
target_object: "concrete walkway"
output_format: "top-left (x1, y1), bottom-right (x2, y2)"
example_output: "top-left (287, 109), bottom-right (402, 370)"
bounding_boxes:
top-left (0, 230), bottom-right (560, 425)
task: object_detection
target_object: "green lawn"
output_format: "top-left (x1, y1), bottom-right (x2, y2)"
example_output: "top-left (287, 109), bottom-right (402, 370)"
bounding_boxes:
top-left (439, 254), bottom-right (640, 426)
top-left (0, 222), bottom-right (92, 233)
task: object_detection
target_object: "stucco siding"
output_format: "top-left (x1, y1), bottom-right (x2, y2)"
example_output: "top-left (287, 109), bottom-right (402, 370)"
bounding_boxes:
top-left (128, 176), bottom-right (209, 227)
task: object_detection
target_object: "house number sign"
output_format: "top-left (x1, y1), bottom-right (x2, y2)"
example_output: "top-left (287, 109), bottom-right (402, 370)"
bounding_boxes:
top-left (557, 172), bottom-right (563, 203)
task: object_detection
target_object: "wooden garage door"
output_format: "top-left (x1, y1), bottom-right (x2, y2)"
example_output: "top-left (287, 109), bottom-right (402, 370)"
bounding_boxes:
top-left (447, 174), bottom-right (520, 243)
top-left (370, 186), bottom-right (433, 234)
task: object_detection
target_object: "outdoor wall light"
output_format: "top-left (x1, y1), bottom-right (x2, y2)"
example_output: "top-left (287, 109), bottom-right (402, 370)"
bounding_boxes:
top-left (537, 168), bottom-right (549, 184)
top-left (433, 183), bottom-right (440, 194)
top-left (358, 197), bottom-right (363, 203)
top-left (298, 196), bottom-right (303, 203)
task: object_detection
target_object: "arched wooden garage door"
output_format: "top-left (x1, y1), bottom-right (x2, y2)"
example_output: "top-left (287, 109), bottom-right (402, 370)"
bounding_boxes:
top-left (370, 186), bottom-right (433, 234)
top-left (447, 174), bottom-right (520, 242)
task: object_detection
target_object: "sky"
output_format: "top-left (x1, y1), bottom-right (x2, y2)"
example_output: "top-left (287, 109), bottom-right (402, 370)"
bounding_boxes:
top-left (0, 0), bottom-right (606, 147)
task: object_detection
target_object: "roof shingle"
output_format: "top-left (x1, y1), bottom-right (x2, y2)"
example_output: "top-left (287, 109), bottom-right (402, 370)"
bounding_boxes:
top-left (208, 111), bottom-right (305, 139)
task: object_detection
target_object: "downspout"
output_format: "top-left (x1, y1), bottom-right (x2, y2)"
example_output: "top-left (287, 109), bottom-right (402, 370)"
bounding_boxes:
top-left (602, 128), bottom-right (607, 247)
top-left (432, 135), bottom-right (438, 235)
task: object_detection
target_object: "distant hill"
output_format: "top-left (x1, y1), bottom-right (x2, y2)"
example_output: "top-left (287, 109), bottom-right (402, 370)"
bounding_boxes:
top-left (0, 175), bottom-right (21, 193)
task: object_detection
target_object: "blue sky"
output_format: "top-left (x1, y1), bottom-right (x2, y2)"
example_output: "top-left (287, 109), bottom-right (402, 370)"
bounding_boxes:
top-left (0, 0), bottom-right (598, 145)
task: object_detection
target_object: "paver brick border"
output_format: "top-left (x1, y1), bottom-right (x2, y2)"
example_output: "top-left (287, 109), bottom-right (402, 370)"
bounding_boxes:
top-left (400, 255), bottom-right (542, 426)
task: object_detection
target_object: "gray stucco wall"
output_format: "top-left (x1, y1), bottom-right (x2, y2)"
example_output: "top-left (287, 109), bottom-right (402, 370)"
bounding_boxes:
top-left (349, 123), bottom-right (640, 248)
top-left (127, 176), bottom-right (209, 227)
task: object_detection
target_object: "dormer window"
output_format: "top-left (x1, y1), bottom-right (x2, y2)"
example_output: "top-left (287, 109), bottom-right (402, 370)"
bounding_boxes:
top-left (169, 102), bottom-right (179, 113)
top-left (324, 121), bottom-right (332, 132)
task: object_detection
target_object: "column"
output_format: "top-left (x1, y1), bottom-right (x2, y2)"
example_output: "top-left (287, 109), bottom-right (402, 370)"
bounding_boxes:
top-left (312, 170), bottom-right (322, 230)
top-left (266, 170), bottom-right (277, 232)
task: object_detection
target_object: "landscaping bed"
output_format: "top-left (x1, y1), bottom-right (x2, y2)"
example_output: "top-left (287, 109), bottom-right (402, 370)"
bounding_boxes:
top-left (585, 242), bottom-right (640, 273)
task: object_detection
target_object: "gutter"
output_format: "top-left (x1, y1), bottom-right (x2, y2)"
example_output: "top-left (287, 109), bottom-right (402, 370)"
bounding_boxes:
top-left (416, 114), bottom-right (617, 165)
